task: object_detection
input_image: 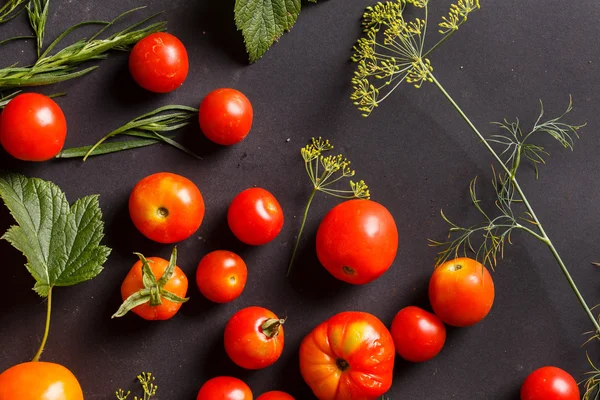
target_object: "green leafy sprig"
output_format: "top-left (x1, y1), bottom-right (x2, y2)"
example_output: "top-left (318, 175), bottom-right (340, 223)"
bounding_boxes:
top-left (26, 0), bottom-right (49, 56)
top-left (116, 372), bottom-right (157, 400)
top-left (0, 0), bottom-right (27, 24)
top-left (287, 137), bottom-right (370, 276)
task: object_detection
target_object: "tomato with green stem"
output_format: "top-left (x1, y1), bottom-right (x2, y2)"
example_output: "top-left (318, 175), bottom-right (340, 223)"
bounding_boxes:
top-left (390, 306), bottom-right (446, 362)
top-left (0, 93), bottom-right (66, 161)
top-left (227, 188), bottom-right (284, 246)
top-left (196, 250), bottom-right (247, 303)
top-left (199, 88), bottom-right (253, 145)
top-left (0, 361), bottom-right (83, 400)
top-left (520, 366), bottom-right (579, 400)
top-left (257, 391), bottom-right (295, 400)
top-left (224, 306), bottom-right (285, 370)
top-left (112, 247), bottom-right (189, 320)
top-left (196, 376), bottom-right (253, 400)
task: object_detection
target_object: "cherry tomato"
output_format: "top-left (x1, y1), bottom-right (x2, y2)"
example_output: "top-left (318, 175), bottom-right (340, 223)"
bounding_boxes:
top-left (0, 361), bottom-right (83, 400)
top-left (428, 257), bottom-right (495, 327)
top-left (224, 306), bottom-right (285, 370)
top-left (390, 306), bottom-right (446, 362)
top-left (196, 250), bottom-right (247, 303)
top-left (520, 366), bottom-right (579, 400)
top-left (199, 88), bottom-right (253, 145)
top-left (257, 391), bottom-right (295, 400)
top-left (300, 311), bottom-right (395, 400)
top-left (316, 199), bottom-right (398, 284)
top-left (129, 172), bottom-right (205, 243)
top-left (196, 376), bottom-right (253, 400)
top-left (227, 188), bottom-right (284, 245)
top-left (120, 253), bottom-right (188, 320)
top-left (129, 32), bottom-right (189, 93)
top-left (0, 93), bottom-right (66, 161)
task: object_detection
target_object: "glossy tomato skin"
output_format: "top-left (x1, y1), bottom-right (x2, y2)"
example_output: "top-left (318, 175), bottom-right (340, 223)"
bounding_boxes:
top-left (196, 376), bottom-right (253, 400)
top-left (121, 256), bottom-right (188, 320)
top-left (199, 88), bottom-right (253, 145)
top-left (196, 250), bottom-right (247, 303)
top-left (129, 172), bottom-right (205, 243)
top-left (256, 391), bottom-right (295, 400)
top-left (428, 257), bottom-right (495, 327)
top-left (227, 188), bottom-right (284, 245)
top-left (300, 311), bottom-right (395, 400)
top-left (224, 306), bottom-right (284, 370)
top-left (129, 32), bottom-right (189, 93)
top-left (390, 306), bottom-right (446, 362)
top-left (520, 366), bottom-right (579, 400)
top-left (0, 93), bottom-right (66, 161)
top-left (316, 199), bottom-right (398, 284)
top-left (0, 361), bottom-right (83, 400)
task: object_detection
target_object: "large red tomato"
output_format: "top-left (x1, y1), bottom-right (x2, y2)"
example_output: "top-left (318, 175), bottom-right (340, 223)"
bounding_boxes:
top-left (299, 311), bottom-right (395, 400)
top-left (390, 306), bottom-right (446, 362)
top-left (257, 391), bottom-right (295, 400)
top-left (129, 32), bottom-right (189, 93)
top-left (196, 376), bottom-right (253, 400)
top-left (428, 257), bottom-right (495, 327)
top-left (0, 361), bottom-right (83, 400)
top-left (316, 199), bottom-right (398, 284)
top-left (0, 93), bottom-right (66, 161)
top-left (196, 250), bottom-right (247, 303)
top-left (199, 88), bottom-right (253, 145)
top-left (227, 188), bottom-right (284, 245)
top-left (129, 172), bottom-right (205, 243)
top-left (520, 366), bottom-right (579, 400)
top-left (224, 306), bottom-right (285, 370)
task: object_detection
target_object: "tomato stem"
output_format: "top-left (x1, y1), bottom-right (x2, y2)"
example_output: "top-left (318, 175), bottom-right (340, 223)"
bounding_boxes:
top-left (32, 287), bottom-right (52, 362)
top-left (287, 187), bottom-right (318, 277)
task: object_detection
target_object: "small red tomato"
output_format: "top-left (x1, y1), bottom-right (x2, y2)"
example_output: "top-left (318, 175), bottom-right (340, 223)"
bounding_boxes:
top-left (316, 199), bottom-right (398, 284)
top-left (196, 250), bottom-right (248, 303)
top-left (199, 88), bottom-right (253, 145)
top-left (520, 366), bottom-right (579, 400)
top-left (224, 306), bottom-right (285, 370)
top-left (129, 172), bottom-right (205, 243)
top-left (0, 93), bottom-right (66, 161)
top-left (196, 376), bottom-right (253, 400)
top-left (428, 257), bottom-right (495, 327)
top-left (390, 306), bottom-right (446, 362)
top-left (227, 188), bottom-right (284, 245)
top-left (129, 32), bottom-right (189, 93)
top-left (257, 391), bottom-right (295, 400)
top-left (0, 361), bottom-right (83, 400)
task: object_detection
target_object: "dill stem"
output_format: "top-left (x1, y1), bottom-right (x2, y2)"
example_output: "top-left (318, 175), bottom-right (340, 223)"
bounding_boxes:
top-left (428, 69), bottom-right (600, 335)
top-left (287, 187), bottom-right (317, 277)
top-left (32, 287), bottom-right (52, 362)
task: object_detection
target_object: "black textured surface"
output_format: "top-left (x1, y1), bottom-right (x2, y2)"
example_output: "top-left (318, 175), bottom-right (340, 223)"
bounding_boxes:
top-left (1, 1), bottom-right (600, 399)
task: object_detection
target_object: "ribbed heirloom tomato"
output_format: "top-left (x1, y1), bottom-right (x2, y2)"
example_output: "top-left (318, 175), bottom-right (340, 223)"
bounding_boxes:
top-left (196, 250), bottom-right (247, 303)
top-left (197, 376), bottom-right (253, 400)
top-left (0, 361), bottom-right (83, 400)
top-left (227, 188), bottom-right (284, 245)
top-left (520, 366), bottom-right (579, 400)
top-left (129, 172), bottom-right (205, 243)
top-left (390, 306), bottom-right (446, 362)
top-left (257, 391), bottom-right (295, 400)
top-left (316, 199), bottom-right (398, 284)
top-left (300, 311), bottom-right (395, 400)
top-left (199, 88), bottom-right (253, 145)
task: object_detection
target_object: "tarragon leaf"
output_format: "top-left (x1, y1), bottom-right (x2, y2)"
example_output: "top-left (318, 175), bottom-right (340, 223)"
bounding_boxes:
top-left (234, 0), bottom-right (302, 63)
top-left (0, 173), bottom-right (111, 297)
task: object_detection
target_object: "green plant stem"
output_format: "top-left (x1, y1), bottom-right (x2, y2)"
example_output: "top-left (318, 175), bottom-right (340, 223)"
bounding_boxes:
top-left (428, 69), bottom-right (600, 335)
top-left (287, 187), bottom-right (317, 276)
top-left (32, 287), bottom-right (52, 362)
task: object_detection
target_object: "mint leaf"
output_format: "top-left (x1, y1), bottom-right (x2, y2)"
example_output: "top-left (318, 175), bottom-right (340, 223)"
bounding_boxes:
top-left (0, 173), bottom-right (111, 297)
top-left (234, 0), bottom-right (301, 63)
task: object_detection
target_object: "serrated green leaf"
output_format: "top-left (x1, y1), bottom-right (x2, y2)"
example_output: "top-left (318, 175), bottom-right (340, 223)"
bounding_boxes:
top-left (0, 173), bottom-right (111, 297)
top-left (234, 0), bottom-right (301, 63)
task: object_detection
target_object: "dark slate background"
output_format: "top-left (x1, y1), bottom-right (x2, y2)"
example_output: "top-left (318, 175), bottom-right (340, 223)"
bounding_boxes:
top-left (1, 1), bottom-right (599, 399)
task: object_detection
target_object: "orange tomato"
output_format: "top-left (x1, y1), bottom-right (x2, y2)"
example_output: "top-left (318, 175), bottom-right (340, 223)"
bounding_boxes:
top-left (196, 250), bottom-right (248, 303)
top-left (299, 311), bottom-right (395, 400)
top-left (0, 361), bottom-right (83, 400)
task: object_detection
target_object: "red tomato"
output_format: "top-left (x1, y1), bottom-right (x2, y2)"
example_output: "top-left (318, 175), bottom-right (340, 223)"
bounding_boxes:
top-left (197, 376), bottom-right (253, 400)
top-left (257, 391), bottom-right (295, 400)
top-left (316, 199), bottom-right (398, 284)
top-left (428, 257), bottom-right (495, 327)
top-left (120, 254), bottom-right (188, 320)
top-left (129, 32), bottom-right (189, 93)
top-left (199, 88), bottom-right (253, 145)
top-left (129, 172), bottom-right (205, 243)
top-left (196, 250), bottom-right (247, 303)
top-left (390, 306), bottom-right (446, 362)
top-left (0, 361), bottom-right (83, 400)
top-left (300, 311), bottom-right (395, 400)
top-left (0, 93), bottom-right (66, 161)
top-left (224, 306), bottom-right (285, 370)
top-left (227, 188), bottom-right (284, 245)
top-left (520, 366), bottom-right (579, 400)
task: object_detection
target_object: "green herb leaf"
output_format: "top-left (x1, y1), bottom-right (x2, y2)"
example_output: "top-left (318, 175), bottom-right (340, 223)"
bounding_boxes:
top-left (0, 0), bottom-right (27, 24)
top-left (0, 173), bottom-right (111, 297)
top-left (234, 0), bottom-right (301, 63)
top-left (27, 0), bottom-right (49, 57)
top-left (56, 137), bottom-right (163, 158)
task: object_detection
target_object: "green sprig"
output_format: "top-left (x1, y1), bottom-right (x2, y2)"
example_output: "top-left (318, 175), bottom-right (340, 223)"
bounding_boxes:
top-left (27, 0), bottom-right (49, 56)
top-left (0, 0), bottom-right (27, 24)
top-left (116, 372), bottom-right (157, 400)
